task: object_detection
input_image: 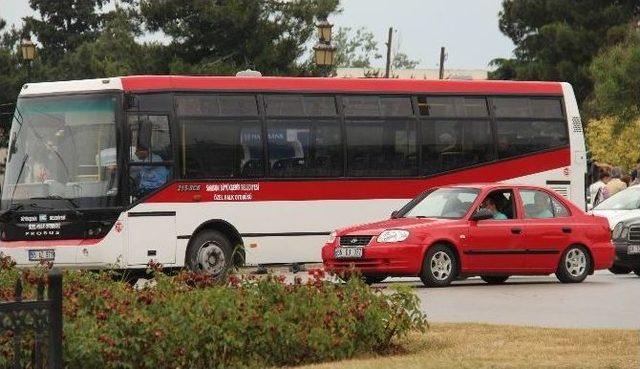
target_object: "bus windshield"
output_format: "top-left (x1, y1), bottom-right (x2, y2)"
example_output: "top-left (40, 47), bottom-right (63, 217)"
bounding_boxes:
top-left (1, 94), bottom-right (119, 210)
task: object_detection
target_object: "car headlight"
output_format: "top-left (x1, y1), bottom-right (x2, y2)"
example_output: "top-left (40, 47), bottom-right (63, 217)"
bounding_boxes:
top-left (377, 229), bottom-right (410, 243)
top-left (326, 231), bottom-right (337, 244)
top-left (621, 226), bottom-right (629, 240)
top-left (612, 222), bottom-right (624, 239)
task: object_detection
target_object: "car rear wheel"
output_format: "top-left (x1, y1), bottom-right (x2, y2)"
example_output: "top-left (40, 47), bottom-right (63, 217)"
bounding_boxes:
top-left (420, 244), bottom-right (458, 287)
top-left (186, 230), bottom-right (233, 278)
top-left (608, 265), bottom-right (632, 274)
top-left (556, 245), bottom-right (591, 283)
top-left (481, 275), bottom-right (509, 284)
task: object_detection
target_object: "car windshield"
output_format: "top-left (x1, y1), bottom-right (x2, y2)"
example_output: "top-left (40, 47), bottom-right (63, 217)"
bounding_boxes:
top-left (1, 94), bottom-right (119, 210)
top-left (403, 187), bottom-right (480, 219)
top-left (593, 187), bottom-right (640, 211)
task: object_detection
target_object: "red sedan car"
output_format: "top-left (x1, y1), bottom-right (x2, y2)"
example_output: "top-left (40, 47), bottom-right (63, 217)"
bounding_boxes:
top-left (322, 184), bottom-right (614, 287)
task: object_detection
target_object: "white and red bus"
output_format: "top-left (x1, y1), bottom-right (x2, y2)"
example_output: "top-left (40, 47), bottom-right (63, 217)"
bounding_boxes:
top-left (0, 75), bottom-right (586, 275)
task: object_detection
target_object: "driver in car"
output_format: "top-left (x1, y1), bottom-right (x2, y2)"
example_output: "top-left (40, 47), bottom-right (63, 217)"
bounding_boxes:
top-left (481, 197), bottom-right (507, 220)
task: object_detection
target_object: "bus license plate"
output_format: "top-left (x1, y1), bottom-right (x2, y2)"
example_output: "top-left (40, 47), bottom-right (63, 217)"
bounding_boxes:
top-left (334, 247), bottom-right (363, 259)
top-left (28, 249), bottom-right (55, 261)
top-left (628, 245), bottom-right (640, 255)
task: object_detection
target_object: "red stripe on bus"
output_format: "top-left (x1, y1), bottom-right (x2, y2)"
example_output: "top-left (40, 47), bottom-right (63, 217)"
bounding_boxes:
top-left (120, 76), bottom-right (564, 95)
top-left (0, 238), bottom-right (103, 248)
top-left (144, 148), bottom-right (571, 203)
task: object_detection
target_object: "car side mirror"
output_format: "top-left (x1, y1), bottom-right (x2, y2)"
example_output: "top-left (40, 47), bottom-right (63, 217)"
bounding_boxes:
top-left (470, 208), bottom-right (493, 221)
top-left (390, 210), bottom-right (400, 219)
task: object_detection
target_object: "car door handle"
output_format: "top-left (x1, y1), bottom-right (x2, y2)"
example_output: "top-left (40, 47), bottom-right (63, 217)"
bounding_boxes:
top-left (562, 227), bottom-right (572, 234)
top-left (511, 227), bottom-right (522, 235)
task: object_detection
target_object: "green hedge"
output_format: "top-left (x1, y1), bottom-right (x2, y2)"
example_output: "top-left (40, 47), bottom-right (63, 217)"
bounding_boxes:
top-left (0, 262), bottom-right (427, 369)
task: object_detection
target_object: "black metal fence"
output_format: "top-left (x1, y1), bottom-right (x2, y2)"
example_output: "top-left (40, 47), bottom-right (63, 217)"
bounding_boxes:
top-left (0, 269), bottom-right (62, 369)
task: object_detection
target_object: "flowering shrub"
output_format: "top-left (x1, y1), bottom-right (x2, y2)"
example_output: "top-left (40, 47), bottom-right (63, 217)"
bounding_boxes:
top-left (0, 262), bottom-right (427, 369)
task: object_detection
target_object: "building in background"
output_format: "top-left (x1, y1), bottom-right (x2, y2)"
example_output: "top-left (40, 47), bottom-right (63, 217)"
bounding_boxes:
top-left (335, 67), bottom-right (488, 80)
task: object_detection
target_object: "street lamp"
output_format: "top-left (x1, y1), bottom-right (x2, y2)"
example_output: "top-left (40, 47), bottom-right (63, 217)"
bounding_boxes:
top-left (313, 18), bottom-right (336, 76)
top-left (316, 19), bottom-right (333, 43)
top-left (21, 38), bottom-right (36, 62)
top-left (21, 37), bottom-right (36, 82)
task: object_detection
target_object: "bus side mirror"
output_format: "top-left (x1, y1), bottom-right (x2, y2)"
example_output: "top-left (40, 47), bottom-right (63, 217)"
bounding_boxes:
top-left (390, 210), bottom-right (400, 219)
top-left (470, 208), bottom-right (493, 221)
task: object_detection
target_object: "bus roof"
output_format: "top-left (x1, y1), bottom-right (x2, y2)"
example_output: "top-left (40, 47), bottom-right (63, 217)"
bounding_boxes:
top-left (20, 75), bottom-right (565, 97)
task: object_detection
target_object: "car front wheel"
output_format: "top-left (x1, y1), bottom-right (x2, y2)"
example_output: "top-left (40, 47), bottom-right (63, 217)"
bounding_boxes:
top-left (420, 244), bottom-right (458, 287)
top-left (556, 245), bottom-right (591, 283)
top-left (608, 265), bottom-right (632, 274)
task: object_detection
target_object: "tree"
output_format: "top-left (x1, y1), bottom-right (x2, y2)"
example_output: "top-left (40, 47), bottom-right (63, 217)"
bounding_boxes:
top-left (585, 116), bottom-right (640, 171)
top-left (589, 30), bottom-right (640, 122)
top-left (333, 26), bottom-right (382, 68)
top-left (24, 0), bottom-right (110, 61)
top-left (140, 0), bottom-right (340, 75)
top-left (490, 0), bottom-right (640, 105)
top-left (53, 6), bottom-right (167, 79)
top-left (392, 52), bottom-right (419, 69)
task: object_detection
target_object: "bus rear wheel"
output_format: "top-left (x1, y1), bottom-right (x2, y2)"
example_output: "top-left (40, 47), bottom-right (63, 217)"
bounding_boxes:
top-left (186, 230), bottom-right (233, 278)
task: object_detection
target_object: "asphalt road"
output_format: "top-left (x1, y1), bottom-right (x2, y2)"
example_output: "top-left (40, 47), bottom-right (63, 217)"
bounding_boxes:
top-left (382, 271), bottom-right (640, 329)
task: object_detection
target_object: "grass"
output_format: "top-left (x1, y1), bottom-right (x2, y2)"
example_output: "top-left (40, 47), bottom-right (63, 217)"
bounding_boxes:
top-left (296, 323), bottom-right (640, 369)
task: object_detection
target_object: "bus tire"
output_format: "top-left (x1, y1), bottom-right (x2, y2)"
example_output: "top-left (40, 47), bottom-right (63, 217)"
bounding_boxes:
top-left (186, 230), bottom-right (233, 278)
top-left (420, 244), bottom-right (458, 287)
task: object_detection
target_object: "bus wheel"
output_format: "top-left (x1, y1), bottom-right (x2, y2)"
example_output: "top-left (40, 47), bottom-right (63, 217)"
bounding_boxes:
top-left (186, 230), bottom-right (233, 278)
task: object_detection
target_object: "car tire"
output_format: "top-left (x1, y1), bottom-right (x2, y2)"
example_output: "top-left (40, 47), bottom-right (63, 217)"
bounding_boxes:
top-left (608, 265), bottom-right (632, 274)
top-left (634, 269), bottom-right (640, 277)
top-left (363, 275), bottom-right (387, 285)
top-left (555, 245), bottom-right (591, 283)
top-left (481, 275), bottom-right (509, 284)
top-left (185, 230), bottom-right (234, 278)
top-left (420, 244), bottom-right (458, 287)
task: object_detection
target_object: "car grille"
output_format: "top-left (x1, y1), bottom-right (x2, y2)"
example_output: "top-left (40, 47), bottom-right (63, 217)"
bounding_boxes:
top-left (629, 226), bottom-right (640, 242)
top-left (339, 235), bottom-right (373, 247)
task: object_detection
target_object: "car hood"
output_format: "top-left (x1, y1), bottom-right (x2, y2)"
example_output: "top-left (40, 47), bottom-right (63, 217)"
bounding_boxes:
top-left (590, 209), bottom-right (640, 229)
top-left (337, 217), bottom-right (456, 236)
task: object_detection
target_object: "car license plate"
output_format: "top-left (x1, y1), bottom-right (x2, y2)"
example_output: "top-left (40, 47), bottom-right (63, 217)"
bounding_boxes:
top-left (28, 249), bottom-right (55, 261)
top-left (334, 247), bottom-right (363, 259)
top-left (628, 245), bottom-right (640, 255)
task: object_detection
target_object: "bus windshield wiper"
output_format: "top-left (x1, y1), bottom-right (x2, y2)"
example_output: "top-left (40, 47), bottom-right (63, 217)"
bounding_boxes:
top-left (29, 195), bottom-right (82, 216)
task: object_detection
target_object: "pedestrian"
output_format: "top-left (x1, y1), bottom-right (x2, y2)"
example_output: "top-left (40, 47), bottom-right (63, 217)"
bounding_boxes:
top-left (605, 166), bottom-right (627, 198)
top-left (591, 171), bottom-right (611, 207)
top-left (631, 159), bottom-right (640, 182)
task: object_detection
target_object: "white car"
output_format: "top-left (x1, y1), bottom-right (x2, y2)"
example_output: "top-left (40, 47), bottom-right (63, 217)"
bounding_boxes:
top-left (591, 186), bottom-right (640, 228)
top-left (591, 185), bottom-right (640, 274)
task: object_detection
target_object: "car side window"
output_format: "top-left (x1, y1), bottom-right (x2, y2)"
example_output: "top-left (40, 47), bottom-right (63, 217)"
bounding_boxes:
top-left (520, 189), bottom-right (567, 219)
top-left (476, 189), bottom-right (516, 220)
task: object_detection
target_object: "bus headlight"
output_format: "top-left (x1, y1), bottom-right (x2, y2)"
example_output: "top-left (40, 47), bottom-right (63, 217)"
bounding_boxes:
top-left (612, 222), bottom-right (624, 239)
top-left (326, 231), bottom-right (337, 244)
top-left (377, 229), bottom-right (410, 243)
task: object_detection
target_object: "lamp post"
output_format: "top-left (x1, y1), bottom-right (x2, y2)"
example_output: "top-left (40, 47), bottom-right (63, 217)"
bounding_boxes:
top-left (313, 19), bottom-right (336, 77)
top-left (20, 37), bottom-right (36, 81)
